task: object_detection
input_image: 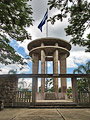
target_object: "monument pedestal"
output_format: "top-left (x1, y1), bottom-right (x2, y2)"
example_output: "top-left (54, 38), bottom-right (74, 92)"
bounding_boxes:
top-left (36, 92), bottom-right (67, 100)
top-left (45, 92), bottom-right (57, 100)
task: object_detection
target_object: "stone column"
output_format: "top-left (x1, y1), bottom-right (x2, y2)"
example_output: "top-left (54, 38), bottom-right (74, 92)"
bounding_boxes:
top-left (41, 43), bottom-right (45, 93)
top-left (32, 77), bottom-right (37, 105)
top-left (32, 53), bottom-right (39, 104)
top-left (60, 54), bottom-right (67, 93)
top-left (53, 43), bottom-right (58, 93)
top-left (72, 77), bottom-right (78, 103)
top-left (32, 53), bottom-right (39, 92)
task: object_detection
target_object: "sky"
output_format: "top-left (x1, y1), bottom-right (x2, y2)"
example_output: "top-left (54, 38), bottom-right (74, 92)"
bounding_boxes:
top-left (0, 0), bottom-right (90, 89)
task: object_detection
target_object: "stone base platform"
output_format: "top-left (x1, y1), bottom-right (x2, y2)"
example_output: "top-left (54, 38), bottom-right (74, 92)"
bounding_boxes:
top-left (45, 92), bottom-right (57, 100)
top-left (36, 92), bottom-right (67, 100)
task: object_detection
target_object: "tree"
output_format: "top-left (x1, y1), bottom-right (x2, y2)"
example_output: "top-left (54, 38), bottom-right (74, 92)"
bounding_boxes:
top-left (39, 78), bottom-right (53, 92)
top-left (0, 0), bottom-right (33, 65)
top-left (18, 78), bottom-right (27, 90)
top-left (28, 83), bottom-right (32, 90)
top-left (8, 69), bottom-right (17, 74)
top-left (48, 0), bottom-right (90, 51)
top-left (45, 78), bottom-right (53, 92)
top-left (73, 61), bottom-right (90, 92)
top-left (67, 87), bottom-right (72, 98)
top-left (59, 87), bottom-right (61, 92)
top-left (48, 86), bottom-right (54, 92)
top-left (77, 78), bottom-right (88, 92)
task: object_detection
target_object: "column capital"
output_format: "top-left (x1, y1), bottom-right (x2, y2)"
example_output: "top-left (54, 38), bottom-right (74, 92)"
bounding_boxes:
top-left (60, 54), bottom-right (67, 60)
top-left (41, 42), bottom-right (44, 46)
top-left (32, 53), bottom-right (39, 57)
top-left (55, 42), bottom-right (58, 46)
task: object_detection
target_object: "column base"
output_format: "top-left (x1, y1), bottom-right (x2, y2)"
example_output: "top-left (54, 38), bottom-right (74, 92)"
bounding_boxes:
top-left (45, 92), bottom-right (57, 100)
top-left (58, 93), bottom-right (67, 100)
top-left (53, 85), bottom-right (58, 93)
top-left (36, 92), bottom-right (67, 100)
top-left (36, 93), bottom-right (45, 100)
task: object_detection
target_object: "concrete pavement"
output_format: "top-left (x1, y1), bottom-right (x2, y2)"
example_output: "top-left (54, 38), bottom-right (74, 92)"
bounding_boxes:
top-left (0, 108), bottom-right (90, 120)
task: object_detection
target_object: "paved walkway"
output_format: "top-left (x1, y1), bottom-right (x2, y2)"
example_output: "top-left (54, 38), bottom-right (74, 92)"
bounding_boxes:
top-left (0, 108), bottom-right (90, 120)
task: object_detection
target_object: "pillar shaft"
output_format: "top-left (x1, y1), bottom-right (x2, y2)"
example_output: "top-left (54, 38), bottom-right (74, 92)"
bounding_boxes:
top-left (60, 54), bottom-right (67, 93)
top-left (32, 77), bottom-right (37, 105)
top-left (53, 43), bottom-right (58, 93)
top-left (32, 54), bottom-right (39, 92)
top-left (72, 77), bottom-right (78, 103)
top-left (41, 43), bottom-right (45, 93)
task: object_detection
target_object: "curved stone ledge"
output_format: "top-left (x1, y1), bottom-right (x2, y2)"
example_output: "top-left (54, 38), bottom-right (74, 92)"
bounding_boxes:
top-left (28, 37), bottom-right (71, 51)
top-left (29, 46), bottom-right (70, 60)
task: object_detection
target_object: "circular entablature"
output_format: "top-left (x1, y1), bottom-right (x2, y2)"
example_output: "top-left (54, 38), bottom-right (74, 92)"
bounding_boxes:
top-left (28, 37), bottom-right (71, 51)
top-left (29, 46), bottom-right (70, 61)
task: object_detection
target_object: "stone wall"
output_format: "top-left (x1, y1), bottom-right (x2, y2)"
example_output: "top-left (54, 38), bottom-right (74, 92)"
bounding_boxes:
top-left (0, 75), bottom-right (18, 108)
top-left (0, 100), bottom-right (4, 110)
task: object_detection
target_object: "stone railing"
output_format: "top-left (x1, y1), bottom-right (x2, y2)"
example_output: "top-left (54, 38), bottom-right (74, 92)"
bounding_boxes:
top-left (78, 92), bottom-right (90, 104)
top-left (0, 75), bottom-right (18, 108)
top-left (0, 74), bottom-right (90, 108)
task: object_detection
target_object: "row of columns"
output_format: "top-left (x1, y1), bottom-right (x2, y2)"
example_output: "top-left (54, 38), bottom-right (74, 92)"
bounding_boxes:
top-left (32, 42), bottom-right (67, 93)
top-left (32, 77), bottom-right (78, 104)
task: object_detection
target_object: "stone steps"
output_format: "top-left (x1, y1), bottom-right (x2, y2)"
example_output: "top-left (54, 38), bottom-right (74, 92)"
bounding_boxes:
top-left (34, 102), bottom-right (77, 106)
top-left (28, 105), bottom-right (90, 109)
top-left (28, 102), bottom-right (78, 108)
top-left (29, 102), bottom-right (90, 109)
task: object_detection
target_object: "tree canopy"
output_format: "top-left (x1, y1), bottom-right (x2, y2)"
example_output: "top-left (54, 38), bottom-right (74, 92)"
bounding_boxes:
top-left (0, 0), bottom-right (33, 66)
top-left (73, 61), bottom-right (90, 92)
top-left (48, 0), bottom-right (90, 52)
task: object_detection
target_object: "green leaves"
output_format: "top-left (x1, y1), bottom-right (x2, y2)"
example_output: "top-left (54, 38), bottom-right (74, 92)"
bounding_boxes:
top-left (0, 38), bottom-right (27, 66)
top-left (48, 0), bottom-right (70, 23)
top-left (0, 0), bottom-right (33, 41)
top-left (48, 0), bottom-right (90, 52)
top-left (65, 0), bottom-right (90, 47)
top-left (0, 0), bottom-right (33, 66)
top-left (73, 61), bottom-right (90, 92)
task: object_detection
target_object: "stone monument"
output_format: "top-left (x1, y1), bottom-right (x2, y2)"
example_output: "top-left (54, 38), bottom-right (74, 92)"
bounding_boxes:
top-left (28, 37), bottom-right (71, 100)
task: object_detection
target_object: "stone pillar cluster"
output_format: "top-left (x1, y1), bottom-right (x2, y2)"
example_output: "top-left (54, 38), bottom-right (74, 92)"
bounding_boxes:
top-left (28, 37), bottom-right (71, 100)
top-left (0, 75), bottom-right (18, 107)
top-left (31, 42), bottom-right (67, 94)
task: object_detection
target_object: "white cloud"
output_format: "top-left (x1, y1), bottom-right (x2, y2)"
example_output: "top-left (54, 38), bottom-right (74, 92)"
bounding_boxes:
top-left (18, 78), bottom-right (32, 89)
top-left (58, 79), bottom-right (71, 88)
top-left (0, 64), bottom-right (17, 74)
top-left (38, 79), bottom-right (41, 88)
top-left (67, 80), bottom-right (72, 88)
top-left (67, 50), bottom-right (90, 68)
top-left (17, 40), bottom-right (30, 55)
top-left (18, 65), bottom-right (30, 74)
top-left (0, 64), bottom-right (31, 74)
top-left (47, 62), bottom-right (52, 67)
